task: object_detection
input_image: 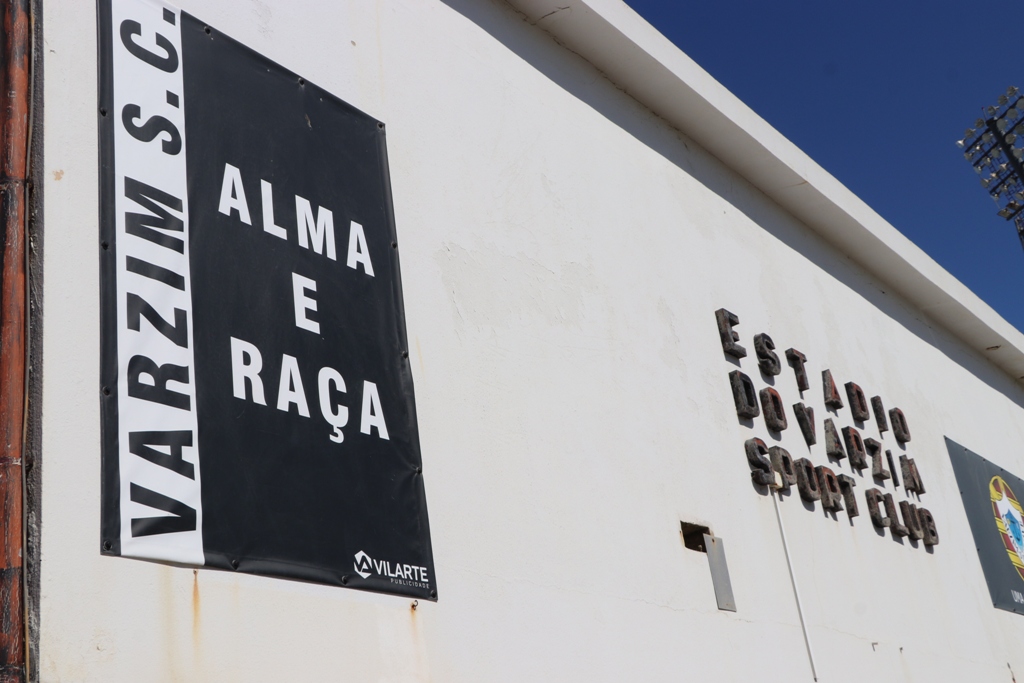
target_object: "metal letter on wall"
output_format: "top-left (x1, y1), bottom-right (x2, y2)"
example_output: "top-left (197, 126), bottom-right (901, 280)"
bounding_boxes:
top-left (947, 438), bottom-right (1024, 614)
top-left (98, 0), bottom-right (436, 599)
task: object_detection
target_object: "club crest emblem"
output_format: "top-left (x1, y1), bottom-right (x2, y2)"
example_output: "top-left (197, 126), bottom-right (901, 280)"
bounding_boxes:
top-left (991, 476), bottom-right (1024, 581)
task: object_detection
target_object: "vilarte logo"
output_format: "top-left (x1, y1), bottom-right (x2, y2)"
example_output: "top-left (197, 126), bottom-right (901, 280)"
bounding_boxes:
top-left (353, 550), bottom-right (374, 579)
top-left (352, 550), bottom-right (431, 587)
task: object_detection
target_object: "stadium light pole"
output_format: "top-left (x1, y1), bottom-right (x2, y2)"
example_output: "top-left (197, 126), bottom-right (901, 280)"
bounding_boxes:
top-left (958, 86), bottom-right (1024, 254)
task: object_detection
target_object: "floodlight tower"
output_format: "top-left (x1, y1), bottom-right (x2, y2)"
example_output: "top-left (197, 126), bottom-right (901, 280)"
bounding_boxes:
top-left (959, 86), bottom-right (1024, 253)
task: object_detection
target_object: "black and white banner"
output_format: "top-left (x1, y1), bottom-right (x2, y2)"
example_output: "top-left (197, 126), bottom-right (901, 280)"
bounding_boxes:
top-left (99, 0), bottom-right (435, 599)
top-left (947, 438), bottom-right (1024, 614)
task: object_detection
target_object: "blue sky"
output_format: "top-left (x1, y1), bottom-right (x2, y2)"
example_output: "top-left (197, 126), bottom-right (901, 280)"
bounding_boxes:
top-left (625, 1), bottom-right (1024, 332)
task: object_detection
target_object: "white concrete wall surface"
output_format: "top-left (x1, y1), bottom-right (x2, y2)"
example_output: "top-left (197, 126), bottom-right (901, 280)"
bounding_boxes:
top-left (38, 0), bottom-right (1024, 681)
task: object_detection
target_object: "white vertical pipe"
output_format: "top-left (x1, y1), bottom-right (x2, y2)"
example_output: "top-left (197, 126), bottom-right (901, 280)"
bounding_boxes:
top-left (772, 488), bottom-right (819, 681)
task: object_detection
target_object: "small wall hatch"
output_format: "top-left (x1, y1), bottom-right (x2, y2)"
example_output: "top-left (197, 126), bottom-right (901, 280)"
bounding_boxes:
top-left (681, 521), bottom-right (736, 612)
top-left (680, 522), bottom-right (709, 552)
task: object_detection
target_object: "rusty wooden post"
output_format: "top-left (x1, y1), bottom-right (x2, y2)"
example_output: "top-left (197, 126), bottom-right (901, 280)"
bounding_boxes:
top-left (0, 0), bottom-right (31, 680)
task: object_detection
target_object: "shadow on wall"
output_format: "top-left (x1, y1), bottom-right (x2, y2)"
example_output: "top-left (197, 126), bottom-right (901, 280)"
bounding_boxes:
top-left (439, 0), bottom-right (1024, 410)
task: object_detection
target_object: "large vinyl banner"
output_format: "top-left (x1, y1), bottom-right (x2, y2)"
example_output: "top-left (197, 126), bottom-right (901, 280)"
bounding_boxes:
top-left (98, 0), bottom-right (436, 600)
top-left (947, 438), bottom-right (1024, 614)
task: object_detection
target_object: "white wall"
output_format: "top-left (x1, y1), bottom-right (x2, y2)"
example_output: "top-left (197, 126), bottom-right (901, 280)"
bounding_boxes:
top-left (39, 0), bottom-right (1024, 681)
